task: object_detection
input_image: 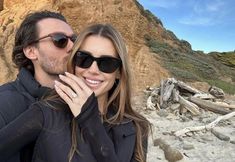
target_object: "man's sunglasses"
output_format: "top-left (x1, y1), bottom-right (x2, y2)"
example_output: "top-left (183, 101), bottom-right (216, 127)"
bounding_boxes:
top-left (29, 33), bottom-right (77, 48)
top-left (74, 51), bottom-right (122, 73)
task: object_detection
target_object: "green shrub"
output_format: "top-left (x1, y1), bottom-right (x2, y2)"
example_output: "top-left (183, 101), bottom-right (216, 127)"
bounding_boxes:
top-left (144, 35), bottom-right (235, 94)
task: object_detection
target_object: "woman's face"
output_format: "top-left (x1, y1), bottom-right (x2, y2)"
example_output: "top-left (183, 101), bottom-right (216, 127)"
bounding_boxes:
top-left (75, 35), bottom-right (119, 100)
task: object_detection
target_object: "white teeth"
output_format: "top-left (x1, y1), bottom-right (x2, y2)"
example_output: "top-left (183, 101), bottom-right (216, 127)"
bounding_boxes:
top-left (86, 78), bottom-right (101, 84)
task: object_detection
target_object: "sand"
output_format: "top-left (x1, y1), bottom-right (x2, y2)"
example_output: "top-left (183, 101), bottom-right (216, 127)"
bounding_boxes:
top-left (133, 92), bottom-right (235, 162)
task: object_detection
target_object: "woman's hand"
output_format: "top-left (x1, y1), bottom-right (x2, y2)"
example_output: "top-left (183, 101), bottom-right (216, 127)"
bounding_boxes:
top-left (54, 72), bottom-right (93, 117)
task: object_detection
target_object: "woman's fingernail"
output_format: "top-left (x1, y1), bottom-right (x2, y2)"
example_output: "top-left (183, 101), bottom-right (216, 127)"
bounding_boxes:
top-left (54, 80), bottom-right (59, 85)
top-left (59, 74), bottom-right (65, 79)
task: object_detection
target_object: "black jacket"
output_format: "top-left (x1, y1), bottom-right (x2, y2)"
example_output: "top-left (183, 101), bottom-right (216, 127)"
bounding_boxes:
top-left (0, 68), bottom-right (49, 162)
top-left (0, 94), bottom-right (145, 162)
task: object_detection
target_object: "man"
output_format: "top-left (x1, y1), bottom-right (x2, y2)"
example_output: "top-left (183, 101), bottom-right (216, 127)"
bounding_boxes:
top-left (0, 10), bottom-right (76, 162)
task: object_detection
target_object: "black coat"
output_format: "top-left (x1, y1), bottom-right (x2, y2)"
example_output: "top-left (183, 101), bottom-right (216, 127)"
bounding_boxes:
top-left (0, 94), bottom-right (146, 162)
top-left (0, 68), bottom-right (49, 162)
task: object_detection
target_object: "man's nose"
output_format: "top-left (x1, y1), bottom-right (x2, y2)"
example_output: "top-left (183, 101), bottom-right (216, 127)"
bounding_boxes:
top-left (66, 39), bottom-right (74, 53)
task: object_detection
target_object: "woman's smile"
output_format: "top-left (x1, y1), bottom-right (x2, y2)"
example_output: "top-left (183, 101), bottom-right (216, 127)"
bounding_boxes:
top-left (85, 77), bottom-right (103, 88)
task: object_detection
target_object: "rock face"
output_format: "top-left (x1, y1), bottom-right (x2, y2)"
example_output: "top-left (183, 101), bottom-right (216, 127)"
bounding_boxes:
top-left (0, 0), bottom-right (190, 92)
top-left (0, 0), bottom-right (3, 11)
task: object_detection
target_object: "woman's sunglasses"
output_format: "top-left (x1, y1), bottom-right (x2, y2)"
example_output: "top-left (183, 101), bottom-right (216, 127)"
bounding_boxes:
top-left (29, 32), bottom-right (77, 48)
top-left (74, 51), bottom-right (122, 73)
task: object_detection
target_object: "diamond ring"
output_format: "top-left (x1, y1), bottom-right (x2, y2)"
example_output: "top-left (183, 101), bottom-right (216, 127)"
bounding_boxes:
top-left (71, 92), bottom-right (78, 98)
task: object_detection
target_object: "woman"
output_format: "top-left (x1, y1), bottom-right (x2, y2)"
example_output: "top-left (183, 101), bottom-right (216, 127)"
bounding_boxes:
top-left (0, 24), bottom-right (151, 162)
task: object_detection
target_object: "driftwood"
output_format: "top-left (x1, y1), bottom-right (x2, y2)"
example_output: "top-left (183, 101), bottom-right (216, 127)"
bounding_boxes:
top-left (146, 88), bottom-right (159, 110)
top-left (212, 102), bottom-right (235, 109)
top-left (172, 89), bottom-right (179, 102)
top-left (146, 96), bottom-right (156, 110)
top-left (146, 78), bottom-right (235, 116)
top-left (160, 80), bottom-right (164, 107)
top-left (162, 78), bottom-right (176, 102)
top-left (209, 86), bottom-right (225, 98)
top-left (162, 83), bottom-right (175, 102)
top-left (177, 81), bottom-right (202, 94)
top-left (174, 111), bottom-right (235, 136)
top-left (193, 93), bottom-right (215, 100)
top-left (189, 97), bottom-right (232, 115)
top-left (178, 95), bottom-right (200, 115)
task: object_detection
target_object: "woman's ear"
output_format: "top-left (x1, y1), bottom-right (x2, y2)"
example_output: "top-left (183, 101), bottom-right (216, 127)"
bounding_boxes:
top-left (23, 46), bottom-right (37, 60)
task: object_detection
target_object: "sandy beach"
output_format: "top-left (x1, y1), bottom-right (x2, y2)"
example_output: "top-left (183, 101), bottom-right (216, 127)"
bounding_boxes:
top-left (133, 91), bottom-right (235, 162)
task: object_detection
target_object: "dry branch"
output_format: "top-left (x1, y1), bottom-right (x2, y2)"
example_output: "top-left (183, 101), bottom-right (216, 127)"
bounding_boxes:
top-left (174, 111), bottom-right (235, 136)
top-left (160, 79), bottom-right (164, 107)
top-left (212, 102), bottom-right (235, 109)
top-left (172, 89), bottom-right (179, 102)
top-left (178, 95), bottom-right (200, 115)
top-left (193, 93), bottom-right (215, 100)
top-left (162, 83), bottom-right (175, 102)
top-left (177, 81), bottom-right (202, 94)
top-left (146, 95), bottom-right (156, 110)
top-left (146, 88), bottom-right (159, 110)
top-left (162, 78), bottom-right (176, 102)
top-left (209, 86), bottom-right (225, 98)
top-left (189, 97), bottom-right (232, 115)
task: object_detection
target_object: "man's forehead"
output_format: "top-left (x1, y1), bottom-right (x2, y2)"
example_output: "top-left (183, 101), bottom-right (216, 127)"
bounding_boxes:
top-left (37, 18), bottom-right (73, 36)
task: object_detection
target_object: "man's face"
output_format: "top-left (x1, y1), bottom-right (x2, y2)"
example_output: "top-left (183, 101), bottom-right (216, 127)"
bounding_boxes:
top-left (34, 18), bottom-right (74, 76)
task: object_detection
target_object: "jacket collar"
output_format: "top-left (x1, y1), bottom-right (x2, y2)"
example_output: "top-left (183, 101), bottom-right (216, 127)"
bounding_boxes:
top-left (17, 68), bottom-right (50, 98)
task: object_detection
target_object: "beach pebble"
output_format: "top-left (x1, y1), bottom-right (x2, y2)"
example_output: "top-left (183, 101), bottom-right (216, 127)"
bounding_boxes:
top-left (161, 103), bottom-right (169, 109)
top-left (164, 146), bottom-right (184, 162)
top-left (211, 129), bottom-right (230, 141)
top-left (157, 109), bottom-right (169, 117)
top-left (179, 116), bottom-right (190, 122)
top-left (230, 140), bottom-right (235, 144)
top-left (201, 135), bottom-right (214, 142)
top-left (197, 138), bottom-right (207, 144)
top-left (162, 131), bottom-right (171, 135)
top-left (153, 138), bottom-right (184, 162)
top-left (183, 142), bottom-right (195, 150)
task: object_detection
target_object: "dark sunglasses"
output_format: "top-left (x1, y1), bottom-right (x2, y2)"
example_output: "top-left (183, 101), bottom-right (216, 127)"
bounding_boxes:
top-left (30, 32), bottom-right (77, 48)
top-left (74, 51), bottom-right (122, 73)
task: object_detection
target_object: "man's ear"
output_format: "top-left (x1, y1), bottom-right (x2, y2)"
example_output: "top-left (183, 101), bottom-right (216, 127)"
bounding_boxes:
top-left (23, 46), bottom-right (37, 60)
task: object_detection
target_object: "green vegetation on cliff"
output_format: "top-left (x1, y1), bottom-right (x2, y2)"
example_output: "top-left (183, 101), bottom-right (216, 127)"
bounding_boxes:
top-left (145, 35), bottom-right (235, 94)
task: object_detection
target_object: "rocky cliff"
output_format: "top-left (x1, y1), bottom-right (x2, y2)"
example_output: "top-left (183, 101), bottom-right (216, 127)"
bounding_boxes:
top-left (0, 0), bottom-right (178, 91)
top-left (1, 0), bottom-right (233, 93)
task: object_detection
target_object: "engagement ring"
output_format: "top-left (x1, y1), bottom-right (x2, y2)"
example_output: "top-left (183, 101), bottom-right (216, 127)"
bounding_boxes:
top-left (71, 92), bottom-right (78, 98)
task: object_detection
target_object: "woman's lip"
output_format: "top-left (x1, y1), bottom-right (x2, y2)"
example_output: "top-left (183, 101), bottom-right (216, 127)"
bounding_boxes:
top-left (84, 77), bottom-right (103, 88)
top-left (86, 78), bottom-right (102, 84)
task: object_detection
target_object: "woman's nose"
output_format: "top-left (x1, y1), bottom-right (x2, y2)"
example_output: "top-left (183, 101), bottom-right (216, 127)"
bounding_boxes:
top-left (88, 61), bottom-right (100, 74)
